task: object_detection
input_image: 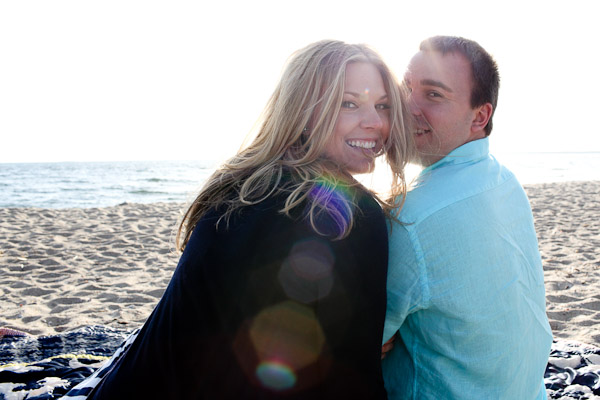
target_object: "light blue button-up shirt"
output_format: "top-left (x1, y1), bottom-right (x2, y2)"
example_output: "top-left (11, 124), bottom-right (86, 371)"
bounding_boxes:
top-left (382, 138), bottom-right (552, 399)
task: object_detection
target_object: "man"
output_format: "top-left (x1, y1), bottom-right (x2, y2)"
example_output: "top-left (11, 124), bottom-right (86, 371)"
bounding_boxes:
top-left (382, 36), bottom-right (552, 399)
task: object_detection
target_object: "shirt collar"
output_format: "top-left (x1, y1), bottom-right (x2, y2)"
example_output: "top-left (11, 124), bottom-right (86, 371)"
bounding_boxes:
top-left (420, 137), bottom-right (490, 175)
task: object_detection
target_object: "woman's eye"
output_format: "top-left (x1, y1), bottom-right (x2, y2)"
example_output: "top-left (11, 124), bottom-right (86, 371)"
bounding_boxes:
top-left (341, 101), bottom-right (357, 109)
top-left (376, 103), bottom-right (391, 110)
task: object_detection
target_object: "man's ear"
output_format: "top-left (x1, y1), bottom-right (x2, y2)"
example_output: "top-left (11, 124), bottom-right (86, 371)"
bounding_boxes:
top-left (471, 103), bottom-right (493, 138)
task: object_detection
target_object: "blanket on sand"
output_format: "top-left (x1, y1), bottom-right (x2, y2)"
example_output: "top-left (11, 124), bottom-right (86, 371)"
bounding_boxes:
top-left (1, 326), bottom-right (599, 399)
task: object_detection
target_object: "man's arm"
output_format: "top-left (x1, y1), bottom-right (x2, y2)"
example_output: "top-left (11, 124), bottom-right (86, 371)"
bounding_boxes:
top-left (383, 222), bottom-right (425, 343)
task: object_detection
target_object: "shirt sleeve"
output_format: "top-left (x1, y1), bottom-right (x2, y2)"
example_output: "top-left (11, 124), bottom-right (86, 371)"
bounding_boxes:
top-left (382, 220), bottom-right (426, 343)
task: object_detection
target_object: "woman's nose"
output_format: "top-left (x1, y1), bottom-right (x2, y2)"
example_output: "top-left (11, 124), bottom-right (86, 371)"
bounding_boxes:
top-left (360, 107), bottom-right (384, 130)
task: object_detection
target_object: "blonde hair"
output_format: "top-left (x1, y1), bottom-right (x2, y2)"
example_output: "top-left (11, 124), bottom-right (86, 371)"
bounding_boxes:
top-left (177, 40), bottom-right (413, 250)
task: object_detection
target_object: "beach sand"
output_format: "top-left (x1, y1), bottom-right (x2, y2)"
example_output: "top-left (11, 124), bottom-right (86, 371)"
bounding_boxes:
top-left (0, 203), bottom-right (183, 336)
top-left (527, 181), bottom-right (600, 346)
top-left (1, 181), bottom-right (599, 347)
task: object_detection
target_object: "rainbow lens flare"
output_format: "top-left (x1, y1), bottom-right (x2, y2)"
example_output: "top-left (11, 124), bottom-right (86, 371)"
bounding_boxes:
top-left (255, 360), bottom-right (297, 391)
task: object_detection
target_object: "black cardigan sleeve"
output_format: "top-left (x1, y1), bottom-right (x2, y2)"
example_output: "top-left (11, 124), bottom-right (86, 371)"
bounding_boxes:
top-left (88, 188), bottom-right (389, 399)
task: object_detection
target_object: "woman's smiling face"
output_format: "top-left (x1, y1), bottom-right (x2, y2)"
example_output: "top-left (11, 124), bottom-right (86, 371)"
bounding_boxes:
top-left (323, 62), bottom-right (390, 175)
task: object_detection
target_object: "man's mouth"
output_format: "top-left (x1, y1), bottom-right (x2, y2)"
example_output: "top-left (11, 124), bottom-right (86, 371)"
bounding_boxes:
top-left (347, 140), bottom-right (376, 149)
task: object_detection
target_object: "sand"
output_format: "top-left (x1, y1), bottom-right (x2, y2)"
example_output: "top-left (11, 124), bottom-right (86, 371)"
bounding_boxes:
top-left (527, 181), bottom-right (600, 346)
top-left (1, 181), bottom-right (599, 347)
top-left (0, 203), bottom-right (183, 335)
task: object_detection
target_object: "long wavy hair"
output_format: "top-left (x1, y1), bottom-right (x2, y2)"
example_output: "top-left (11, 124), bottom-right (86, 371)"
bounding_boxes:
top-left (176, 40), bottom-right (413, 250)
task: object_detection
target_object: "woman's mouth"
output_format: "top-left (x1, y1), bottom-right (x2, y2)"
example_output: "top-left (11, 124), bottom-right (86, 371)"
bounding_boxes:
top-left (346, 140), bottom-right (376, 149)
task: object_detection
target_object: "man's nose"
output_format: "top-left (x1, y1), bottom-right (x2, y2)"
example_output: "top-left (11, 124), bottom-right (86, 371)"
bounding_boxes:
top-left (407, 93), bottom-right (422, 116)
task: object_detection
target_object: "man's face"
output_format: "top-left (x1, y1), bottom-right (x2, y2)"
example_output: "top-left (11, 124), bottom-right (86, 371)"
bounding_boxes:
top-left (404, 50), bottom-right (485, 166)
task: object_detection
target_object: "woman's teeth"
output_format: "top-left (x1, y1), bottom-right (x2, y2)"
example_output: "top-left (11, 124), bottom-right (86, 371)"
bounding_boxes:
top-left (347, 140), bottom-right (376, 149)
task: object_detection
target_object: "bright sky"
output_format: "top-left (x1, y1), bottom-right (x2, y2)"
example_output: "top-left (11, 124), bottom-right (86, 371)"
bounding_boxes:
top-left (1, 0), bottom-right (598, 163)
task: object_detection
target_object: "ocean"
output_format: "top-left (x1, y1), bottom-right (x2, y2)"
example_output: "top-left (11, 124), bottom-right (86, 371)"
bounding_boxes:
top-left (1, 153), bottom-right (599, 209)
top-left (0, 160), bottom-right (215, 208)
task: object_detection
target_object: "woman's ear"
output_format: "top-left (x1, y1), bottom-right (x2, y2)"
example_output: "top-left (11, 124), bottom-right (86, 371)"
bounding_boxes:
top-left (300, 127), bottom-right (309, 145)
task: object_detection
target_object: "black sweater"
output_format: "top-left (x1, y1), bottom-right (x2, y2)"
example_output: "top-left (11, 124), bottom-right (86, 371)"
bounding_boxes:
top-left (88, 187), bottom-right (389, 399)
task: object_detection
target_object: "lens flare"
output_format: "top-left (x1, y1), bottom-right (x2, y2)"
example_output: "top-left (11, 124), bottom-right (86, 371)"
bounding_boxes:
top-left (359, 88), bottom-right (369, 102)
top-left (256, 360), bottom-right (297, 391)
top-left (278, 238), bottom-right (334, 304)
top-left (249, 301), bottom-right (325, 371)
top-left (308, 178), bottom-right (354, 237)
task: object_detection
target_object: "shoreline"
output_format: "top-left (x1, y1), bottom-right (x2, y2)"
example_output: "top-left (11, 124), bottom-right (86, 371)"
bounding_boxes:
top-left (1, 181), bottom-right (599, 346)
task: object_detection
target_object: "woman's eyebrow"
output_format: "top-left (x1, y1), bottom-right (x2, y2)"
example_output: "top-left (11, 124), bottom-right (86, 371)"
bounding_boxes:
top-left (344, 91), bottom-right (388, 100)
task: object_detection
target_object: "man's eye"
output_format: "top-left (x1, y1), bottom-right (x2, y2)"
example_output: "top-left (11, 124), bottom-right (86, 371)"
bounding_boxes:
top-left (427, 91), bottom-right (442, 98)
top-left (376, 103), bottom-right (391, 110)
top-left (341, 101), bottom-right (357, 109)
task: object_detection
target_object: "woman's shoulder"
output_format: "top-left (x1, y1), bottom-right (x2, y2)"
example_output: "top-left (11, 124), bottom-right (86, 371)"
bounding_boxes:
top-left (197, 192), bottom-right (299, 245)
top-left (350, 186), bottom-right (387, 237)
top-left (189, 180), bottom-right (384, 245)
top-left (307, 181), bottom-right (385, 240)
top-left (353, 184), bottom-right (384, 213)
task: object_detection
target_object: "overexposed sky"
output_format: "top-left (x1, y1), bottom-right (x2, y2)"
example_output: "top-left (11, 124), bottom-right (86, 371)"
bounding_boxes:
top-left (1, 0), bottom-right (598, 163)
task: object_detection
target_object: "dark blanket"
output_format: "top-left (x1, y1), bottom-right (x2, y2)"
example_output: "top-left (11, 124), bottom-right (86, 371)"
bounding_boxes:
top-left (545, 340), bottom-right (600, 399)
top-left (0, 326), bottom-right (129, 400)
top-left (1, 327), bottom-right (599, 399)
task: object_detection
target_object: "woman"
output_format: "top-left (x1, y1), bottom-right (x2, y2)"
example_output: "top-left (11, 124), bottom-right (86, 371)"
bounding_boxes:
top-left (83, 40), bottom-right (411, 399)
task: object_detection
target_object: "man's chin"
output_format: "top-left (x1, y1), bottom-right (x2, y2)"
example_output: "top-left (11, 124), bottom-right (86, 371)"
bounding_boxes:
top-left (409, 151), bottom-right (431, 167)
